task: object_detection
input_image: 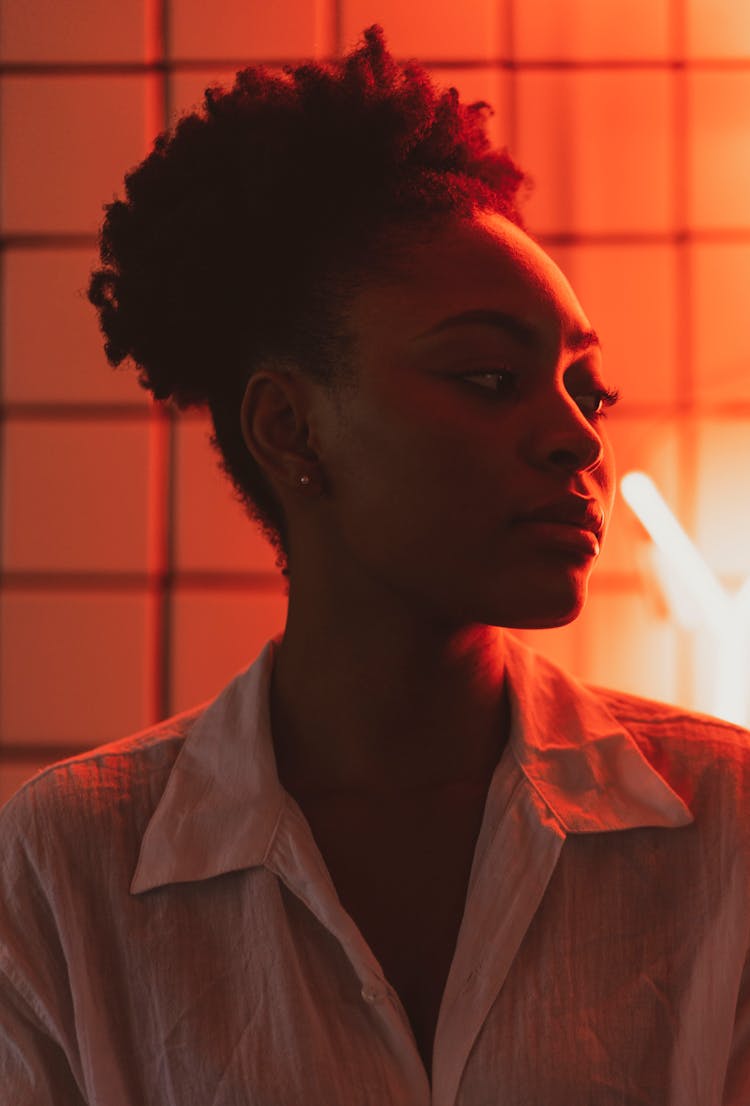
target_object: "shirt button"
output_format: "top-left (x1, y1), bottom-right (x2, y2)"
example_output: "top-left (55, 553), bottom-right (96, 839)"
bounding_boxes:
top-left (361, 984), bottom-right (384, 1004)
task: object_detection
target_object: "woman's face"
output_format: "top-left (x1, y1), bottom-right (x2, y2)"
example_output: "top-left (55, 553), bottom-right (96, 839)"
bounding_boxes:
top-left (307, 208), bottom-right (618, 630)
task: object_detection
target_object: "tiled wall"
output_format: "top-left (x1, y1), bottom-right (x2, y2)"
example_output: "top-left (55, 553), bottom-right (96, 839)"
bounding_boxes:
top-left (2, 0), bottom-right (750, 803)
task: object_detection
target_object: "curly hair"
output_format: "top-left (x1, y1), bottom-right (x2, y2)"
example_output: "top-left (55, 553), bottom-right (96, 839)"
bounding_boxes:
top-left (88, 24), bottom-right (531, 580)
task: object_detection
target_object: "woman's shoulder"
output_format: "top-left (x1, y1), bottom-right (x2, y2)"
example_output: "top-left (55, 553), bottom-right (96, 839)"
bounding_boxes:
top-left (586, 679), bottom-right (750, 746)
top-left (583, 679), bottom-right (750, 809)
top-left (0, 702), bottom-right (206, 854)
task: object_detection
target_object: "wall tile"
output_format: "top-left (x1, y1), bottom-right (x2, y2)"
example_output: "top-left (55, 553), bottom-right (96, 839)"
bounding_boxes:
top-left (170, 0), bottom-right (325, 61)
top-left (0, 589), bottom-right (151, 746)
top-left (342, 0), bottom-right (505, 60)
top-left (2, 247), bottom-right (150, 405)
top-left (0, 760), bottom-right (53, 809)
top-left (548, 243), bottom-right (678, 408)
top-left (175, 415), bottom-right (282, 574)
top-left (596, 414), bottom-right (682, 578)
top-left (171, 587), bottom-right (288, 713)
top-left (689, 628), bottom-right (750, 724)
top-left (686, 0), bottom-right (750, 58)
top-left (499, 579), bottom-right (677, 700)
top-left (578, 588), bottom-right (680, 702)
top-left (514, 0), bottom-right (671, 60)
top-left (693, 418), bottom-right (750, 579)
top-left (509, 618), bottom-right (584, 676)
top-left (1, 76), bottom-right (147, 234)
top-left (2, 419), bottom-right (151, 573)
top-left (690, 242), bottom-right (750, 405)
top-left (516, 70), bottom-right (673, 235)
top-left (688, 72), bottom-right (750, 230)
top-left (0, 0), bottom-right (146, 63)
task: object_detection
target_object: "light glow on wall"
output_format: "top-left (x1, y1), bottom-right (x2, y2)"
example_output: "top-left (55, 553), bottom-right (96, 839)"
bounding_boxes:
top-left (620, 471), bottom-right (750, 726)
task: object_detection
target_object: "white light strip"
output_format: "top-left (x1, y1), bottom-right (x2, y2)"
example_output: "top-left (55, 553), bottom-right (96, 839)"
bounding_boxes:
top-left (620, 471), bottom-right (728, 626)
top-left (620, 470), bottom-right (746, 724)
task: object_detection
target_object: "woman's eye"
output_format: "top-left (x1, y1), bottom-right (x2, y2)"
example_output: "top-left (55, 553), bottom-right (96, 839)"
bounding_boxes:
top-left (575, 387), bottom-right (621, 419)
top-left (462, 370), bottom-right (517, 394)
top-left (460, 373), bottom-right (621, 417)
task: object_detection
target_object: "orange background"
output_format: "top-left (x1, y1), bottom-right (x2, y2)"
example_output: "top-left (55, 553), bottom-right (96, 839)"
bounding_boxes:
top-left (2, 0), bottom-right (750, 804)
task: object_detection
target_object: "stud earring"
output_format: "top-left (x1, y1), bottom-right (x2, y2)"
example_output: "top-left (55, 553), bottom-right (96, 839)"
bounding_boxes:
top-left (299, 474), bottom-right (311, 486)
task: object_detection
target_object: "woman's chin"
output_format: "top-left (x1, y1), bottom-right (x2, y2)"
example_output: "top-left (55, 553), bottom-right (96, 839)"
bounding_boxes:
top-left (492, 575), bottom-right (589, 630)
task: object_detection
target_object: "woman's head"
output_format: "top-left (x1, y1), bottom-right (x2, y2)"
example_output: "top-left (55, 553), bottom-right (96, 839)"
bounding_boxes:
top-left (87, 25), bottom-right (529, 580)
top-left (89, 25), bottom-right (617, 632)
top-left (246, 208), bottom-right (617, 632)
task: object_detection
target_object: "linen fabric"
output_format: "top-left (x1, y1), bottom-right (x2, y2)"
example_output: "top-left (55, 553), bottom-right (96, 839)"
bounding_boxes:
top-left (1, 631), bottom-right (750, 1105)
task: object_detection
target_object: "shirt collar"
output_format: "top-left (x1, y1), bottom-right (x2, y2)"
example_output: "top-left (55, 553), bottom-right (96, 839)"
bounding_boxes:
top-left (502, 633), bottom-right (693, 834)
top-left (131, 633), bottom-right (286, 894)
top-left (131, 631), bottom-right (693, 894)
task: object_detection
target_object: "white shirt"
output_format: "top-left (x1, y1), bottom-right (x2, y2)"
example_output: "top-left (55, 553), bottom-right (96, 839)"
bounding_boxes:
top-left (2, 630), bottom-right (750, 1105)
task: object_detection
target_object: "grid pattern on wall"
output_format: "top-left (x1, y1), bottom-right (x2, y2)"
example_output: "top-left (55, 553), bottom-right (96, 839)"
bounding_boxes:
top-left (2, 0), bottom-right (750, 804)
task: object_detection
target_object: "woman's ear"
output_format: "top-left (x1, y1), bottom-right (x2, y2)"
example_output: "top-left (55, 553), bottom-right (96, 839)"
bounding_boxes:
top-left (240, 361), bottom-right (322, 493)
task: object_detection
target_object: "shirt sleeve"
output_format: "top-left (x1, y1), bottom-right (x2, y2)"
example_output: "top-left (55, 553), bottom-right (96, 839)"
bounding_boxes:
top-left (0, 782), bottom-right (87, 1106)
top-left (0, 960), bottom-right (86, 1106)
top-left (723, 946), bottom-right (750, 1104)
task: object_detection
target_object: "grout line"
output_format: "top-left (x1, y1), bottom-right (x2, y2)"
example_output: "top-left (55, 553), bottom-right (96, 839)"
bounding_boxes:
top-left (5, 398), bottom-right (750, 425)
top-left (9, 228), bottom-right (750, 252)
top-left (0, 570), bottom-right (286, 590)
top-left (154, 0), bottom-right (174, 725)
top-left (333, 0), bottom-right (343, 56)
top-left (145, 407), bottom-right (172, 724)
top-left (0, 235), bottom-right (97, 248)
top-left (5, 57), bottom-right (750, 76)
top-left (0, 744), bottom-right (96, 764)
top-left (0, 70), bottom-right (5, 721)
top-left (0, 567), bottom-right (641, 593)
top-left (144, 0), bottom-right (167, 145)
top-left (158, 407), bottom-right (177, 722)
top-left (671, 0), bottom-right (699, 708)
top-left (0, 404), bottom-right (155, 419)
top-left (505, 0), bottom-right (519, 164)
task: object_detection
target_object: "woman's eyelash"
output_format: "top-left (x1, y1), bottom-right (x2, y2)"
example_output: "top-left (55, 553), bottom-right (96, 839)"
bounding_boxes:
top-left (589, 387), bottom-right (621, 418)
top-left (460, 373), bottom-right (622, 418)
top-left (595, 386), bottom-right (621, 406)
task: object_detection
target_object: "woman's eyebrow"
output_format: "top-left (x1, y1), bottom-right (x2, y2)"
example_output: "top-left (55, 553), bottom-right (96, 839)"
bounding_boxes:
top-left (411, 308), bottom-right (602, 353)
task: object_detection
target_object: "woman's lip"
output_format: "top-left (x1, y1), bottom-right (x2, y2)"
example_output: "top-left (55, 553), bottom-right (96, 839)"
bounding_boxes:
top-left (515, 498), bottom-right (604, 537)
top-left (514, 519), bottom-right (601, 557)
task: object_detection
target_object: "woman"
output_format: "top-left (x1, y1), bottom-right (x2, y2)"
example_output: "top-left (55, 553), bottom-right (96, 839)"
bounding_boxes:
top-left (1, 25), bottom-right (749, 1105)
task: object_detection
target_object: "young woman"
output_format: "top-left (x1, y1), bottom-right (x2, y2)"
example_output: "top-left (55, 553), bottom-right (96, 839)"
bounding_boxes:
top-left (2, 25), bottom-right (749, 1106)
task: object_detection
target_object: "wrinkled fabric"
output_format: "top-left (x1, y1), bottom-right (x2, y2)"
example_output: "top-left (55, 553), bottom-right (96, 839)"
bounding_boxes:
top-left (1, 630), bottom-right (750, 1105)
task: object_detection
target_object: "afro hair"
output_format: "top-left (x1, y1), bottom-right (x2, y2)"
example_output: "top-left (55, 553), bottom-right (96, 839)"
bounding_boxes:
top-left (88, 24), bottom-right (531, 579)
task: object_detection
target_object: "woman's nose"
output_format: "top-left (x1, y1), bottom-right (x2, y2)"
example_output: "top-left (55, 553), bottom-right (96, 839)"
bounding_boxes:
top-left (531, 397), bottom-right (605, 475)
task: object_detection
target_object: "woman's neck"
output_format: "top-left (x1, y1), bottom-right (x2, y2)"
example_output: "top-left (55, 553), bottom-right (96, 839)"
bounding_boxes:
top-left (269, 596), bottom-right (510, 798)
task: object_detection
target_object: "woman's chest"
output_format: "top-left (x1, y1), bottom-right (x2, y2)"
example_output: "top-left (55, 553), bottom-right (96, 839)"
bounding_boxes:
top-left (300, 791), bottom-right (488, 1068)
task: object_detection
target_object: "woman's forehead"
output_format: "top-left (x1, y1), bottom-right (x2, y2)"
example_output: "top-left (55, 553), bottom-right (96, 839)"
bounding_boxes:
top-left (350, 210), bottom-right (590, 347)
